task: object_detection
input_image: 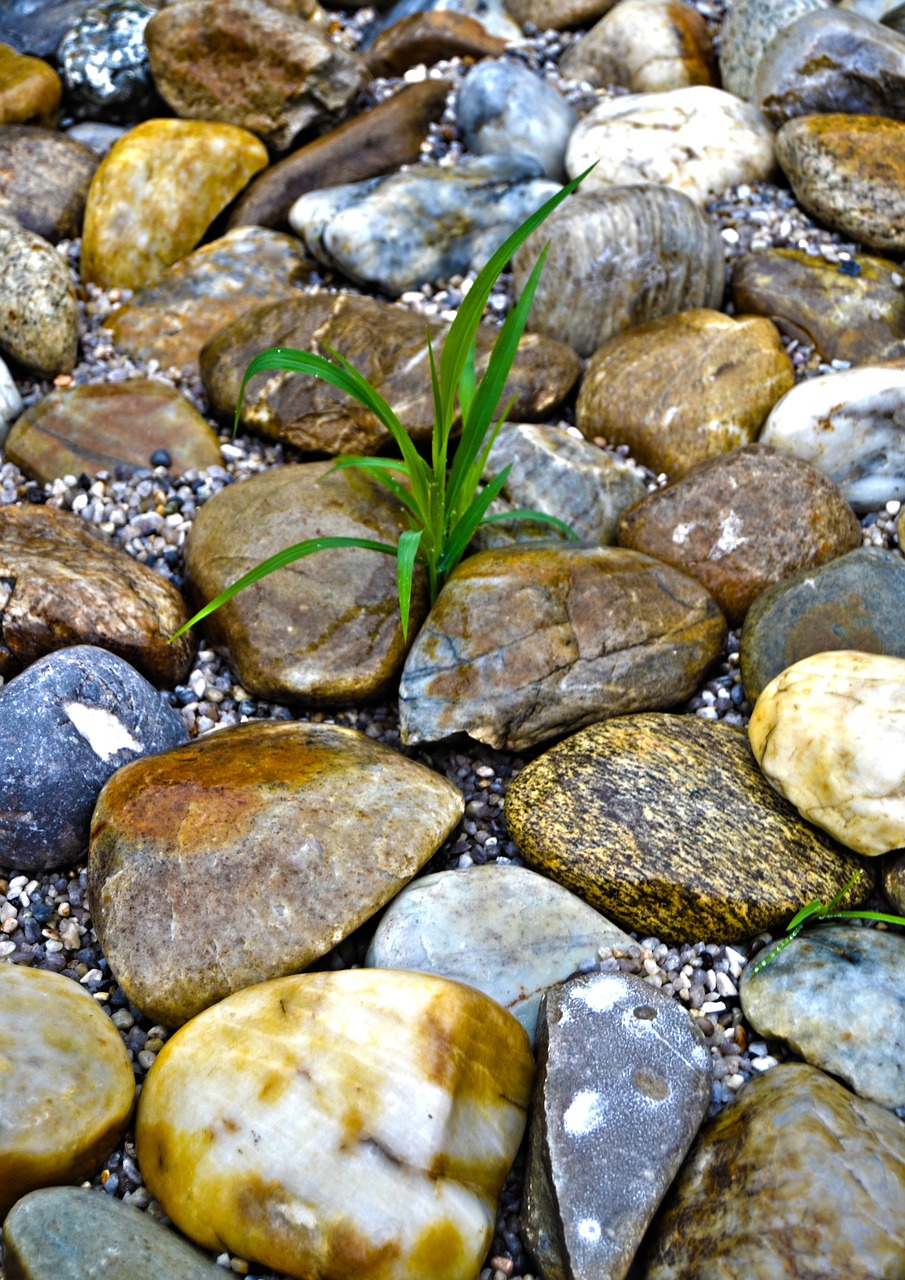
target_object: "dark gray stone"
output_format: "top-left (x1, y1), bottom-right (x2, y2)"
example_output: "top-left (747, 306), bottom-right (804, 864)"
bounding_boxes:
top-left (456, 58), bottom-right (577, 180)
top-left (58, 0), bottom-right (158, 122)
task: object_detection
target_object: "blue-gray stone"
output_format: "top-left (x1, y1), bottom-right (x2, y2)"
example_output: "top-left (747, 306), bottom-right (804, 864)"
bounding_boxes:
top-left (58, 0), bottom-right (158, 122)
top-left (364, 0), bottom-right (522, 44)
top-left (457, 59), bottom-right (577, 180)
top-left (0, 645), bottom-right (188, 873)
top-left (718, 0), bottom-right (829, 101)
top-left (0, 0), bottom-right (96, 58)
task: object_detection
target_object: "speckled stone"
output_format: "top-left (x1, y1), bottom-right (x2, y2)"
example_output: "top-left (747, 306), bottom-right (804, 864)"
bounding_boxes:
top-left (0, 215), bottom-right (78, 378)
top-left (0, 965), bottom-right (134, 1219)
top-left (576, 310), bottom-right (793, 478)
top-left (883, 851), bottom-right (905, 913)
top-left (0, 43), bottom-right (61, 125)
top-left (505, 713), bottom-right (871, 942)
top-left (81, 118), bottom-right (268, 290)
top-left (524, 973), bottom-right (711, 1280)
top-left (560, 0), bottom-right (716, 93)
top-left (616, 443), bottom-right (862, 626)
top-left (718, 0), bottom-right (829, 101)
top-left (58, 0), bottom-right (157, 122)
top-left (456, 60), bottom-right (577, 180)
top-left (644, 1063), bottom-right (905, 1279)
top-left (0, 125), bottom-right (98, 242)
top-left (365, 11), bottom-right (506, 78)
top-left (135, 970), bottom-right (531, 1280)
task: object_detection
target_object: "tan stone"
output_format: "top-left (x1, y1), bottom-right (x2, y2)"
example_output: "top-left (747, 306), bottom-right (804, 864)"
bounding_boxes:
top-left (0, 215), bottom-right (78, 378)
top-left (560, 0), bottom-right (716, 92)
top-left (506, 0), bottom-right (618, 26)
top-left (81, 119), bottom-right (268, 290)
top-left (0, 44), bottom-right (60, 126)
top-left (366, 12), bottom-right (506, 77)
top-left (749, 649), bottom-right (905, 856)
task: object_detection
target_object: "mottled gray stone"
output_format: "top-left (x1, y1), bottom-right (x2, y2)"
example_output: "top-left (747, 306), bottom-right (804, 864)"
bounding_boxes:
top-left (58, 0), bottom-right (157, 122)
top-left (0, 215), bottom-right (78, 377)
top-left (524, 972), bottom-right (711, 1280)
top-left (365, 0), bottom-right (522, 43)
top-left (718, 0), bottom-right (829, 101)
top-left (0, 125), bottom-right (99, 243)
top-left (456, 59), bottom-right (577, 180)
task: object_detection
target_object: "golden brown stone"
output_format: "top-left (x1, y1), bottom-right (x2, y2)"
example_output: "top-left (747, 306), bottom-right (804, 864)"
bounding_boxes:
top-left (0, 44), bottom-right (60, 126)
top-left (365, 12), bottom-right (507, 77)
top-left (560, 0), bottom-right (716, 92)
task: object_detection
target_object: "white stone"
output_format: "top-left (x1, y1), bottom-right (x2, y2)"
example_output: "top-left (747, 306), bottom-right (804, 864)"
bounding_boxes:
top-left (0, 355), bottom-right (23, 433)
top-left (64, 702), bottom-right (142, 761)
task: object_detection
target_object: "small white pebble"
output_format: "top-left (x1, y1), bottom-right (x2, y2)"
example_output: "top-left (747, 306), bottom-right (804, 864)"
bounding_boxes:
top-left (750, 1055), bottom-right (779, 1072)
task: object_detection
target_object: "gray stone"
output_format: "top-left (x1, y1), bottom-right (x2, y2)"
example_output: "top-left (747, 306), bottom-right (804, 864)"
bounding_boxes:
top-left (456, 59), bottom-right (577, 180)
top-left (524, 972), bottom-right (711, 1280)
top-left (365, 0), bottom-right (522, 43)
top-left (0, 125), bottom-right (99, 243)
top-left (0, 215), bottom-right (78, 378)
top-left (0, 355), bottom-right (23, 429)
top-left (365, 864), bottom-right (634, 1044)
top-left (289, 154), bottom-right (559, 296)
top-left (64, 121), bottom-right (126, 156)
top-left (58, 0), bottom-right (157, 122)
top-left (0, 0), bottom-right (97, 58)
top-left (718, 0), bottom-right (829, 101)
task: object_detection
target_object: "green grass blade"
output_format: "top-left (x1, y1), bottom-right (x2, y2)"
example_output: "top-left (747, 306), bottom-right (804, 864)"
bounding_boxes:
top-left (480, 507), bottom-right (580, 539)
top-left (457, 341), bottom-right (477, 425)
top-left (327, 456), bottom-right (421, 522)
top-left (396, 528), bottom-right (422, 639)
top-left (440, 468), bottom-right (512, 577)
top-left (821, 910), bottom-right (905, 926)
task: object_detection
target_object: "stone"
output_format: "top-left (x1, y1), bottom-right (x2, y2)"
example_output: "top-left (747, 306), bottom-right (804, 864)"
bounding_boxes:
top-left (288, 154), bottom-right (559, 296)
top-left (576, 310), bottom-right (793, 478)
top-left (616, 444), bottom-right (862, 626)
top-left (0, 355), bottom-right (24, 428)
top-left (0, 43), bottom-right (60, 125)
top-left (776, 113), bottom-right (905, 254)
top-left (883, 850), bottom-right (905, 913)
top-left (200, 292), bottom-right (579, 451)
top-left (367, 0), bottom-right (522, 42)
top-left (565, 87), bottom-right (775, 207)
top-left (456, 60), bottom-right (577, 181)
top-left (398, 544), bottom-right (727, 752)
top-left (144, 0), bottom-right (369, 151)
top-left (748, 649), bottom-right (905, 857)
top-left (0, 1), bottom-right (97, 58)
top-left (80, 119), bottom-right (268, 290)
top-left (183, 462), bottom-right (428, 704)
top-left (5, 379), bottom-right (222, 483)
top-left (0, 125), bottom-right (99, 243)
top-left (365, 864), bottom-right (634, 1044)
top-left (511, 187), bottom-right (724, 358)
top-left (524, 973), bottom-right (711, 1280)
top-left (135, 969), bottom-right (531, 1280)
top-left (3, 1187), bottom-right (230, 1280)
top-left (740, 547), bottom-right (905, 702)
top-left (106, 227), bottom-right (311, 375)
top-left (365, 11), bottom-right (507, 77)
top-left (0, 965), bottom-right (134, 1219)
top-left (505, 713), bottom-right (871, 943)
top-left (0, 503), bottom-right (195, 686)
top-left (644, 1063), bottom-right (905, 1278)
top-left (65, 121), bottom-right (126, 155)
top-left (741, 925), bottom-right (905, 1110)
top-left (718, 0), bottom-right (829, 101)
top-left (228, 79), bottom-right (451, 230)
top-left (841, 0), bottom-right (903, 17)
top-left (505, 0), bottom-right (617, 26)
top-left (58, 0), bottom-right (157, 122)
top-left (560, 0), bottom-right (716, 94)
top-left (731, 248), bottom-right (905, 365)
top-left (760, 365), bottom-right (905, 511)
top-left (755, 8), bottom-right (905, 127)
top-left (0, 215), bottom-right (79, 378)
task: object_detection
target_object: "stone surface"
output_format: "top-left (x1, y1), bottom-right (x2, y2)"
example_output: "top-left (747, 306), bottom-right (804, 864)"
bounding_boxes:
top-left (718, 0), bottom-right (829, 101)
top-left (0, 644), bottom-right (188, 873)
top-left (748, 649), bottom-right (905, 857)
top-left (644, 1063), bottom-right (905, 1278)
top-left (367, 0), bottom-right (522, 41)
top-left (228, 79), bottom-right (450, 230)
top-left (740, 546), bottom-right (905, 701)
top-left (365, 11), bottom-right (507, 77)
top-left (58, 0), bottom-right (157, 122)
top-left (106, 227), bottom-right (311, 375)
top-left (0, 43), bottom-right (60, 125)
top-left (884, 851), bottom-right (905, 913)
top-left (731, 247), bottom-right (905, 365)
top-left (365, 864), bottom-right (633, 1044)
top-left (135, 969), bottom-right (531, 1280)
top-left (0, 1), bottom-right (97, 58)
top-left (0, 502), bottom-right (194, 686)
top-left (505, 713), bottom-right (871, 942)
top-left (289, 154), bottom-right (559, 295)
top-left (776, 113), bottom-right (905, 253)
top-left (5, 379), bottom-right (222, 482)
top-left (456, 59), bottom-right (577, 180)
top-left (0, 356), bottom-right (23, 427)
top-left (81, 118), bottom-right (268, 290)
top-left (65, 120), bottom-right (127, 155)
top-left (399, 544), bottom-right (727, 752)
top-left (741, 925), bottom-right (905, 1110)
top-left (759, 364), bottom-right (905, 511)
top-left (505, 0), bottom-right (617, 26)
top-left (560, 0), bottom-right (716, 93)
top-left (183, 462), bottom-right (428, 704)
top-left (0, 124), bottom-right (99, 242)
top-left (3, 1187), bottom-right (229, 1280)
top-left (565, 86), bottom-right (775, 207)
top-left (90, 721), bottom-right (464, 1025)
top-left (524, 973), bottom-right (711, 1280)
top-left (0, 964), bottom-right (134, 1219)
top-left (144, 0), bottom-right (369, 151)
top-left (0, 215), bottom-right (79, 378)
top-left (616, 443), bottom-right (862, 626)
top-left (200, 292), bottom-right (579, 451)
top-left (511, 186), bottom-right (724, 358)
top-left (576, 310), bottom-right (793, 478)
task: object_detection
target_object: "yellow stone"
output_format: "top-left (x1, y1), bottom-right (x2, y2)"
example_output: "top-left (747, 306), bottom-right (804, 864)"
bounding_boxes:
top-left (749, 649), bottom-right (905, 856)
top-left (81, 119), bottom-right (268, 290)
top-left (136, 969), bottom-right (533, 1280)
top-left (0, 44), bottom-right (61, 126)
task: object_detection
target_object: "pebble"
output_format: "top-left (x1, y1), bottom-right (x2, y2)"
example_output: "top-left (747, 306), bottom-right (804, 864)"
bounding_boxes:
top-left (456, 58), bottom-right (577, 180)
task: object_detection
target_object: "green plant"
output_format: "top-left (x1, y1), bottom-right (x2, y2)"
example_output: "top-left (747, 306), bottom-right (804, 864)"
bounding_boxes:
top-left (172, 167), bottom-right (593, 644)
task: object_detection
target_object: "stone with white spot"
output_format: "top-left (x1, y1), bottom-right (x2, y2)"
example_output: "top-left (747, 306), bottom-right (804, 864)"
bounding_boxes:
top-left (523, 971), bottom-right (711, 1280)
top-left (0, 645), bottom-right (188, 873)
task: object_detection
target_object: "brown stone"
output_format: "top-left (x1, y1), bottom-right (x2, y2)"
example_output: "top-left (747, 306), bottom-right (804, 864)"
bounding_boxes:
top-left (883, 849), bottom-right (905, 913)
top-left (0, 125), bottom-right (98, 243)
top-left (5, 380), bottom-right (222, 482)
top-left (89, 721), bottom-right (465, 1025)
top-left (560, 0), bottom-right (716, 92)
top-left (576, 310), bottom-right (794, 478)
top-left (228, 80), bottom-right (451, 231)
top-left (0, 503), bottom-right (195, 686)
top-left (505, 0), bottom-right (618, 27)
top-left (365, 12), bottom-right (507, 77)
top-left (617, 443), bottom-right (862, 626)
top-left (0, 44), bottom-right (60, 126)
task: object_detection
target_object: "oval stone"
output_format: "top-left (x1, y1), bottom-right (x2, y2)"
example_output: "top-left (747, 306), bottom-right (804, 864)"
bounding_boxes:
top-left (398, 544), bottom-right (727, 752)
top-left (505, 714), bottom-right (871, 943)
top-left (0, 42), bottom-right (60, 126)
top-left (89, 720), bottom-right (465, 1026)
top-left (559, 0), bottom-right (716, 93)
top-left (364, 12), bottom-right (507, 78)
top-left (0, 124), bottom-right (98, 242)
top-left (718, 0), bottom-right (829, 101)
top-left (0, 965), bottom-right (134, 1219)
top-left (0, 214), bottom-right (78, 378)
top-left (456, 60), bottom-right (577, 180)
top-left (134, 969), bottom-right (533, 1280)
top-left (748, 649), bottom-right (905, 856)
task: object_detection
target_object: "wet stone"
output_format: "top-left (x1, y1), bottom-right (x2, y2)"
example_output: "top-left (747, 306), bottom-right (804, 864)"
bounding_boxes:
top-left (365, 11), bottom-right (507, 78)
top-left (367, 0), bottom-right (522, 42)
top-left (0, 1), bottom-right (98, 59)
top-left (0, 215), bottom-right (79, 378)
top-left (883, 851), bottom-right (905, 914)
top-left (0, 43), bottom-right (61, 126)
top-left (0, 356), bottom-right (23, 427)
top-left (559, 0), bottom-right (716, 94)
top-left (58, 0), bottom-right (157, 122)
top-left (0, 125), bottom-right (99, 243)
top-left (505, 0), bottom-right (617, 26)
top-left (718, 0), bottom-right (829, 101)
top-left (456, 59), bottom-right (577, 181)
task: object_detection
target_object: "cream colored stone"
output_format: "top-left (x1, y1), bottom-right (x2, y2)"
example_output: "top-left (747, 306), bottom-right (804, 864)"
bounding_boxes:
top-left (749, 650), bottom-right (905, 855)
top-left (560, 0), bottom-right (716, 93)
top-left (135, 969), bottom-right (533, 1280)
